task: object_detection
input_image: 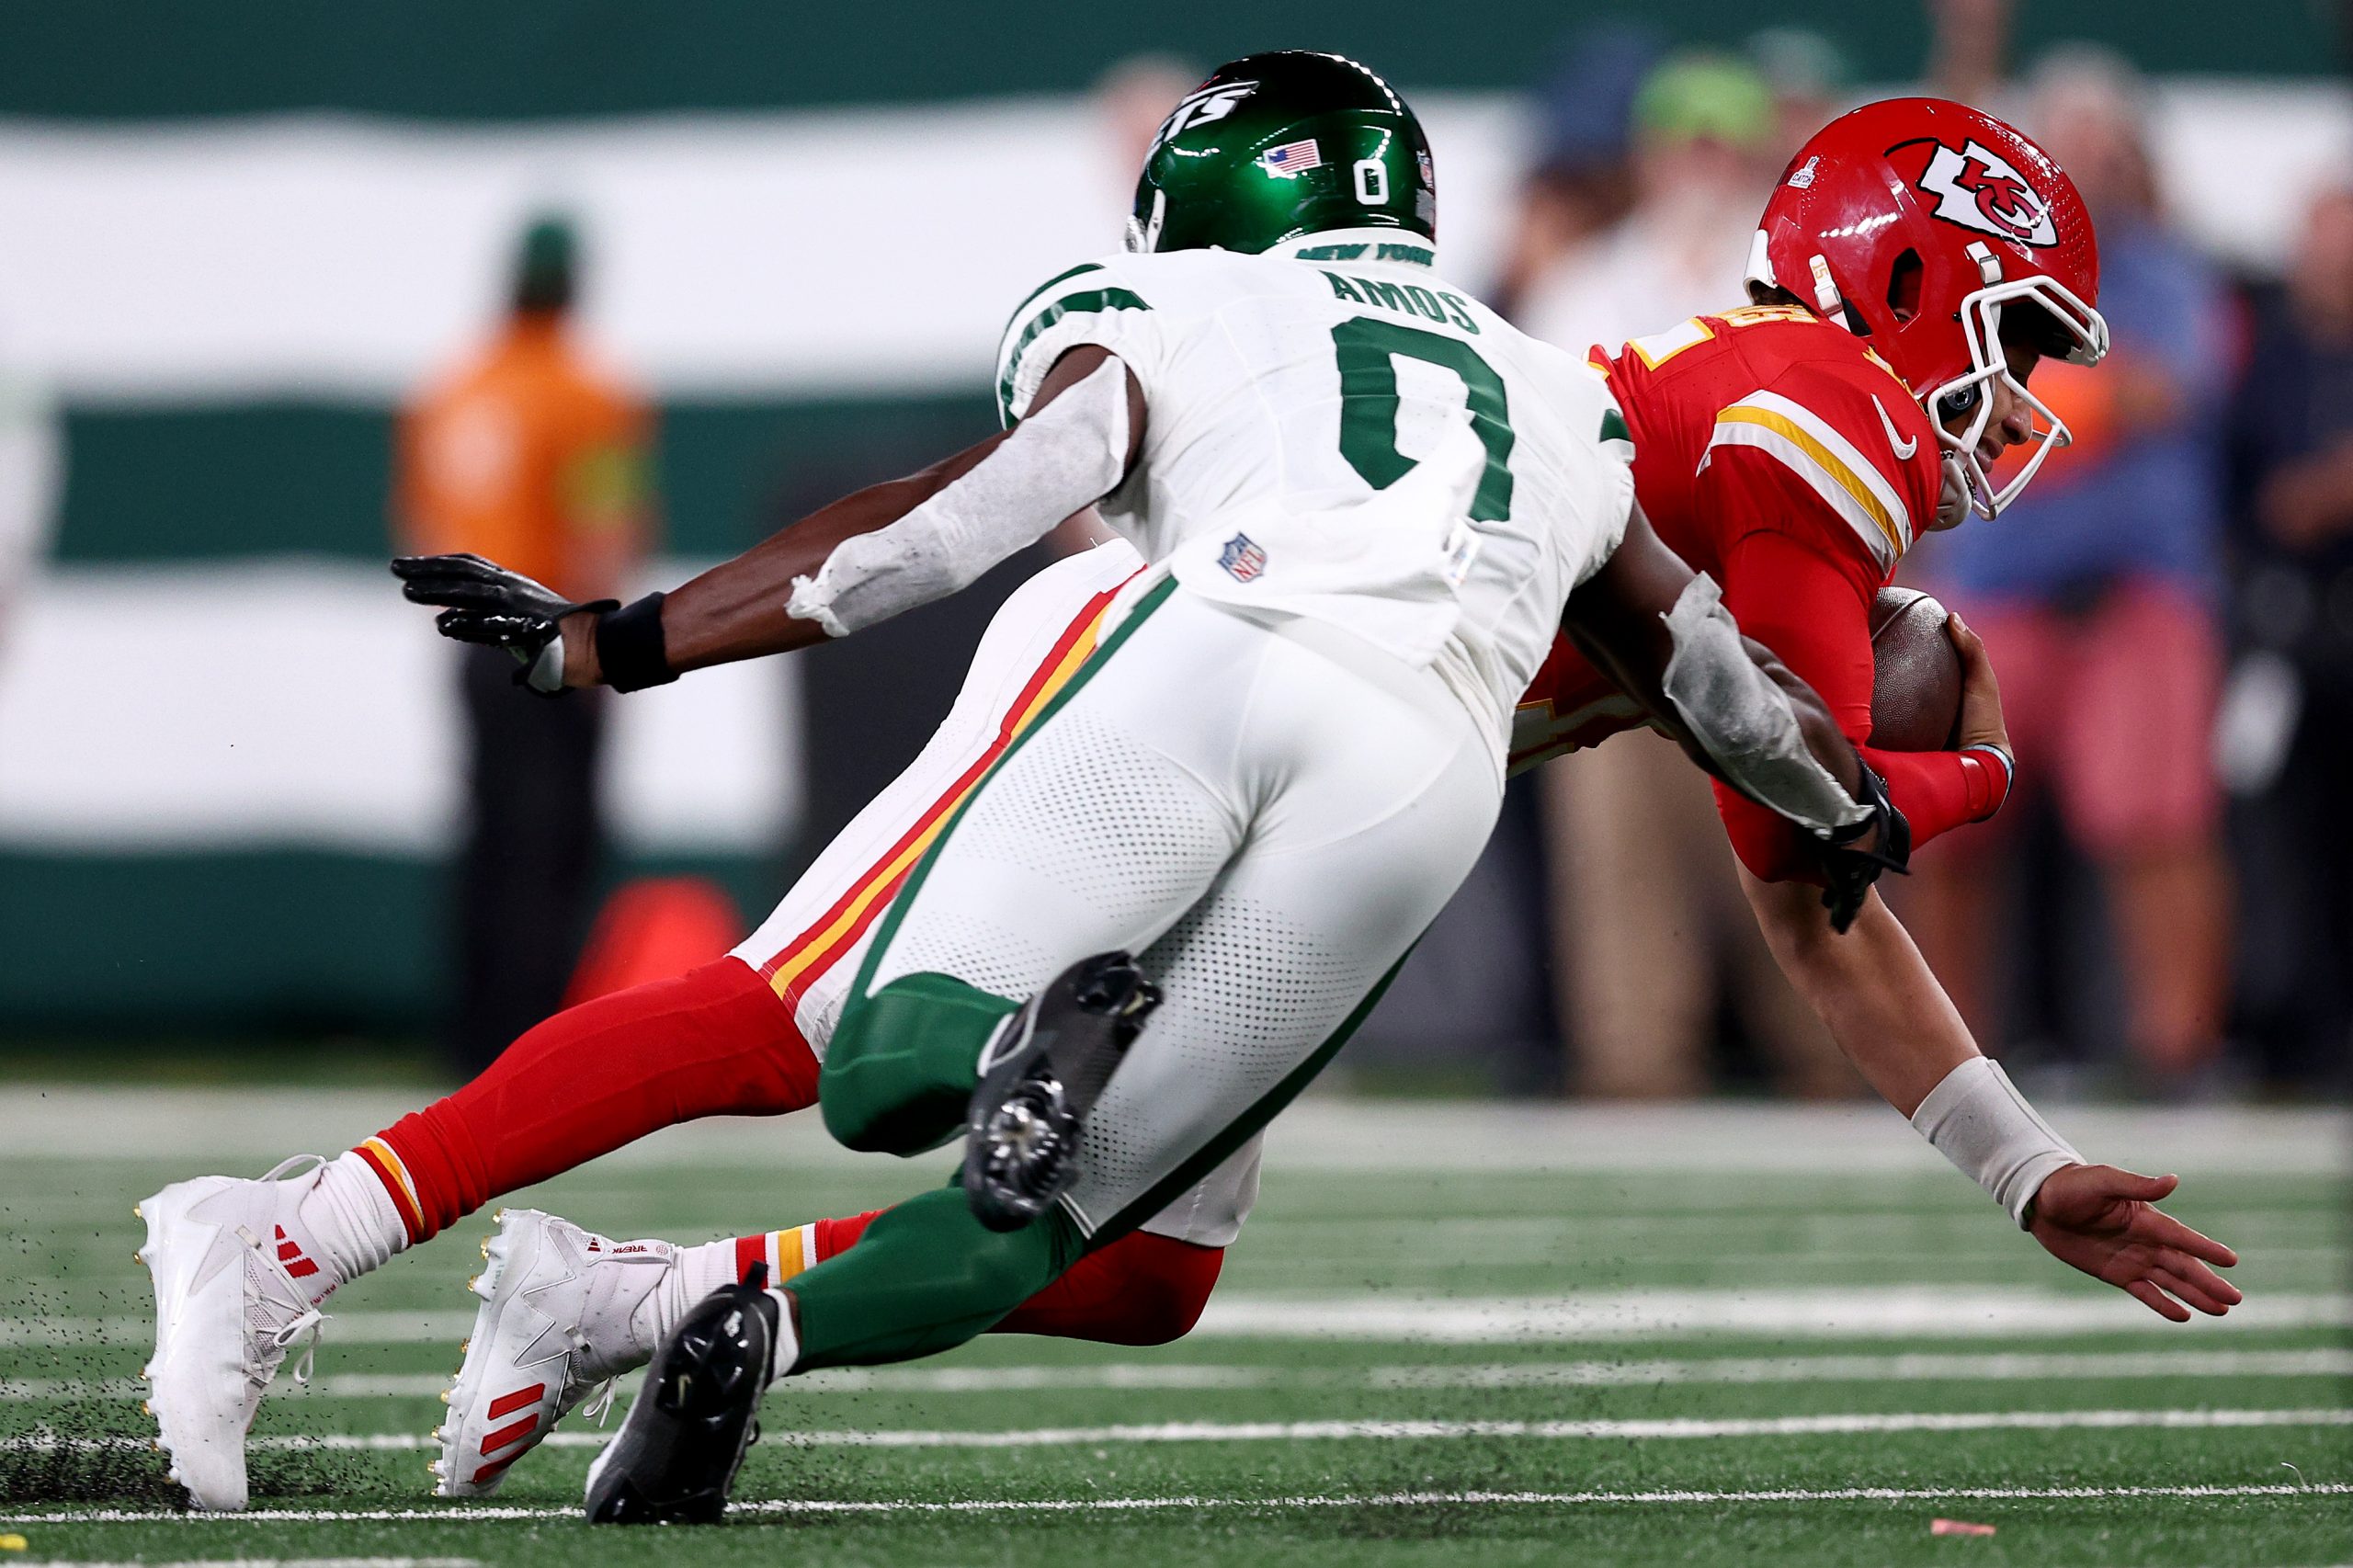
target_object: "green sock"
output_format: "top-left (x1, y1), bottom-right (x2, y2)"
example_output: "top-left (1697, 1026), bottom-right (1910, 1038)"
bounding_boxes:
top-left (821, 971), bottom-right (1018, 1154)
top-left (788, 1186), bottom-right (1084, 1369)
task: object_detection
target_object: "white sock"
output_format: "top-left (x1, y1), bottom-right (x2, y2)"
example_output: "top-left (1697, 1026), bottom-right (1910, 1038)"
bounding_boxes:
top-left (290, 1150), bottom-right (409, 1293)
top-left (763, 1289), bottom-right (801, 1386)
top-left (650, 1237), bottom-right (748, 1343)
top-left (642, 1239), bottom-right (800, 1384)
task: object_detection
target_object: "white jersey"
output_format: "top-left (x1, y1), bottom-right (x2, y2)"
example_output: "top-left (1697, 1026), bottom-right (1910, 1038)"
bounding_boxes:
top-left (995, 228), bottom-right (1633, 756)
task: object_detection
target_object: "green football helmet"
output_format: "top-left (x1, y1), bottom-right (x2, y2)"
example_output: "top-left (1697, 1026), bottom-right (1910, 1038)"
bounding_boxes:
top-left (1127, 51), bottom-right (1436, 256)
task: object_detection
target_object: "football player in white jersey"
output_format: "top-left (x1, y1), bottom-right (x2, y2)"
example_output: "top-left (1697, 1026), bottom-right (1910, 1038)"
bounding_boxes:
top-left (136, 51), bottom-right (1894, 1518)
top-left (423, 51), bottom-right (1892, 1520)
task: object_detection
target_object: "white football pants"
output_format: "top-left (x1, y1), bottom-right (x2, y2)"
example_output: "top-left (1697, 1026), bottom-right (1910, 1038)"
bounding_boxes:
top-left (851, 572), bottom-right (1503, 1241)
top-left (733, 543), bottom-right (1267, 1244)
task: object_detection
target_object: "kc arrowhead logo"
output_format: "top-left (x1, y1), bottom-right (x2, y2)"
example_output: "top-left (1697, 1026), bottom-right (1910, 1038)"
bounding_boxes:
top-left (1910, 139), bottom-right (2058, 247)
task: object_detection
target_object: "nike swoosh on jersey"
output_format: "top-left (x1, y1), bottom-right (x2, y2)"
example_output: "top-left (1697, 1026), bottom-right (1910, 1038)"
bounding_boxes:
top-left (1872, 395), bottom-right (1919, 460)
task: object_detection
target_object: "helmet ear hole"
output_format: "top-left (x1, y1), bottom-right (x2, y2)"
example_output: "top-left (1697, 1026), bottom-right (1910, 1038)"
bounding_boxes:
top-left (1885, 249), bottom-right (1924, 324)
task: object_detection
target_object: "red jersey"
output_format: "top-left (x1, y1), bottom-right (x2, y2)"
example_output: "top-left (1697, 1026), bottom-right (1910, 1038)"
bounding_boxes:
top-left (1509, 304), bottom-right (2007, 880)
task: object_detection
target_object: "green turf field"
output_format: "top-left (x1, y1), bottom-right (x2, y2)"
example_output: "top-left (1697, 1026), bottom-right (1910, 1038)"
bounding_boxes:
top-left (1, 1089), bottom-right (2347, 1565)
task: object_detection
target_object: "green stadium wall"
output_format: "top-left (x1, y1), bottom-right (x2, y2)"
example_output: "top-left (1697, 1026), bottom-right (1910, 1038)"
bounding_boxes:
top-left (0, 0), bottom-right (2336, 120)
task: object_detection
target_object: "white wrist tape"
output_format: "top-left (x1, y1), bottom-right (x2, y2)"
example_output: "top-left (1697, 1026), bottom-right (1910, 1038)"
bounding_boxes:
top-left (1659, 574), bottom-right (1869, 835)
top-left (786, 358), bottom-right (1130, 637)
top-left (1910, 1056), bottom-right (2083, 1228)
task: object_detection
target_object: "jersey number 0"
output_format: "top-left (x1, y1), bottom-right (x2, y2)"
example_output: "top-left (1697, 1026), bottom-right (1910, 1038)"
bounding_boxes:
top-left (1331, 317), bottom-right (1516, 521)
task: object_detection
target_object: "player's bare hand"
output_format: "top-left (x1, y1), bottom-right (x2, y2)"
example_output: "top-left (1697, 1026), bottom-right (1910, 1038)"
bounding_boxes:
top-left (1946, 613), bottom-right (2009, 755)
top-left (2028, 1164), bottom-right (2241, 1322)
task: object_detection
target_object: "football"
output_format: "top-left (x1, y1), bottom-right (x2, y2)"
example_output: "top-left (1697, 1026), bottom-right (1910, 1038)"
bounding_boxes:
top-left (1869, 587), bottom-right (1964, 751)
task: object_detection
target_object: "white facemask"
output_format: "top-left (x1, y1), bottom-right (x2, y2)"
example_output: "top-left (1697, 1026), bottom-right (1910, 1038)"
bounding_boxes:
top-left (1924, 244), bottom-right (2109, 519)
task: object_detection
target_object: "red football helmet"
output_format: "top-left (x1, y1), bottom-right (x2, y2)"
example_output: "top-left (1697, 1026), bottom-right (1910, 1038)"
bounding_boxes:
top-left (1746, 97), bottom-right (2109, 517)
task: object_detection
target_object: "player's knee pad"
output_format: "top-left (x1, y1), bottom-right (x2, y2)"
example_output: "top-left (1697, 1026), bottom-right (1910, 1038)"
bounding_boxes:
top-left (820, 972), bottom-right (1018, 1154)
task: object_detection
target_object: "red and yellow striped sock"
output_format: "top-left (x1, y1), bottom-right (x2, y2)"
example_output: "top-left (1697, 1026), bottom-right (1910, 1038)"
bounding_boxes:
top-left (728, 1210), bottom-right (880, 1284)
top-left (694, 1206), bottom-right (1224, 1348)
top-left (350, 1136), bottom-right (428, 1244)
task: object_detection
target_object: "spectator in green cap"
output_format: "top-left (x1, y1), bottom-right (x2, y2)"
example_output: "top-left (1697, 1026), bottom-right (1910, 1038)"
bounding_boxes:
top-left (1521, 50), bottom-right (1855, 1100)
top-left (1631, 51), bottom-right (1777, 149)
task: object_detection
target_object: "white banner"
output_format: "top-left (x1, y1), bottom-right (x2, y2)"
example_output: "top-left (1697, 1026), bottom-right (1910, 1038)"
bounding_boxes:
top-left (0, 561), bottom-right (799, 853)
top-left (0, 97), bottom-right (1528, 403)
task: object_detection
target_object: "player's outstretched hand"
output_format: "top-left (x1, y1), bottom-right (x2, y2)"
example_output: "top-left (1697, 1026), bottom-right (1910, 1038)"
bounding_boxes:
top-left (2028, 1164), bottom-right (2242, 1322)
top-left (390, 553), bottom-right (615, 691)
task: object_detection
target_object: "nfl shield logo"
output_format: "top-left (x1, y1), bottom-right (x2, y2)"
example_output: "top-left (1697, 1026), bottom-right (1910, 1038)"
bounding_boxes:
top-left (1218, 532), bottom-right (1267, 583)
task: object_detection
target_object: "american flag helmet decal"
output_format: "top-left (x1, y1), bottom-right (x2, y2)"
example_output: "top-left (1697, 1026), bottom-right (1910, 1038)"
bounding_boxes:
top-left (1259, 138), bottom-right (1324, 176)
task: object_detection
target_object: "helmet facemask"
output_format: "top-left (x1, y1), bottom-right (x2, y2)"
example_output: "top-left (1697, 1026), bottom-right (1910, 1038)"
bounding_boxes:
top-left (1927, 244), bottom-right (2109, 518)
top-left (1124, 188), bottom-right (1167, 255)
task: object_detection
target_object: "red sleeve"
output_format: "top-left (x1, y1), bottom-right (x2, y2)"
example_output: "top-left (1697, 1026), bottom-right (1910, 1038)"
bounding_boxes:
top-left (1863, 744), bottom-right (2010, 851)
top-left (1706, 512), bottom-right (2004, 882)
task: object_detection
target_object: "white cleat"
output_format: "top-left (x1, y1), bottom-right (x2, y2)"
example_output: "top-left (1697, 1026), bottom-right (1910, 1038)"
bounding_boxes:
top-left (135, 1156), bottom-right (331, 1512)
top-left (435, 1208), bottom-right (677, 1497)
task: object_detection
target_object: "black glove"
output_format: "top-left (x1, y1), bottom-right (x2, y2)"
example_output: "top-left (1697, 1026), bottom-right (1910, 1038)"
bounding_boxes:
top-left (1814, 762), bottom-right (1911, 934)
top-left (390, 553), bottom-right (617, 693)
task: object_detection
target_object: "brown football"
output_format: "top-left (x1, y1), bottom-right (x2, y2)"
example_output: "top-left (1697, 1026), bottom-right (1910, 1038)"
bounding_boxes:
top-left (1869, 587), bottom-right (1963, 751)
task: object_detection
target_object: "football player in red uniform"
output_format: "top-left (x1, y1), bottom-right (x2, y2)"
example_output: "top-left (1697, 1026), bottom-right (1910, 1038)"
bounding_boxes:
top-left (1517, 97), bottom-right (2106, 856)
top-left (133, 97), bottom-right (2238, 1508)
top-left (1509, 102), bottom-right (2100, 1118)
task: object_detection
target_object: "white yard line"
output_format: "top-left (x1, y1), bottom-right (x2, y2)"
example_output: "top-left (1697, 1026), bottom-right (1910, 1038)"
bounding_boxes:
top-left (1187, 1289), bottom-right (2353, 1342)
top-left (1360, 1346), bottom-right (2353, 1389)
top-left (0, 1312), bottom-right (476, 1348)
top-left (4, 1482), bottom-right (2347, 1526)
top-left (13, 1406), bottom-right (2349, 1453)
top-left (6, 1345), bottom-right (2348, 1403)
top-left (8, 1288), bottom-right (2346, 1350)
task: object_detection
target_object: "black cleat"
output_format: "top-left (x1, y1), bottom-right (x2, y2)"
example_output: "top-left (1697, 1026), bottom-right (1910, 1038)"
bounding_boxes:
top-left (584, 1265), bottom-right (777, 1525)
top-left (961, 951), bottom-right (1161, 1233)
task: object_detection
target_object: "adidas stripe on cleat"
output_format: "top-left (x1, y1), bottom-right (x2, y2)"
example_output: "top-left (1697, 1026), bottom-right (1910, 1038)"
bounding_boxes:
top-left (134, 1157), bottom-right (334, 1511)
top-left (435, 1209), bottom-right (678, 1498)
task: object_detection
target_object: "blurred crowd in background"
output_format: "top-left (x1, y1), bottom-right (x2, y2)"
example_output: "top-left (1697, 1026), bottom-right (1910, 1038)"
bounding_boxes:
top-left (0, 2), bottom-right (2347, 1099)
top-left (1368, 3), bottom-right (2353, 1100)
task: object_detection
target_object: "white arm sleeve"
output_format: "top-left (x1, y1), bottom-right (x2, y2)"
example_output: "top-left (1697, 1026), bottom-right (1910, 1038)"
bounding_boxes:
top-left (1659, 574), bottom-right (1869, 835)
top-left (786, 357), bottom-right (1130, 638)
